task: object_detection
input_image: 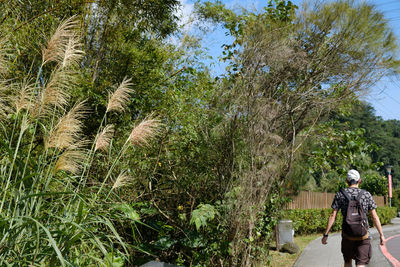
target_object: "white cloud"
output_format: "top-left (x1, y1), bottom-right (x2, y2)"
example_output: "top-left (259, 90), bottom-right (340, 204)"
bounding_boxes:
top-left (225, 0), bottom-right (260, 13)
top-left (177, 0), bottom-right (195, 33)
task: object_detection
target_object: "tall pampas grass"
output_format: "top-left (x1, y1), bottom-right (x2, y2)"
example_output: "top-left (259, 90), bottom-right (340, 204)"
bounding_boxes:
top-left (106, 77), bottom-right (134, 113)
top-left (37, 16), bottom-right (83, 116)
top-left (95, 124), bottom-right (114, 152)
top-left (127, 116), bottom-right (162, 146)
top-left (61, 35), bottom-right (84, 69)
top-left (0, 82), bottom-right (11, 120)
top-left (13, 80), bottom-right (35, 114)
top-left (46, 101), bottom-right (87, 149)
top-left (40, 69), bottom-right (74, 111)
top-left (42, 17), bottom-right (80, 66)
top-left (0, 43), bottom-right (7, 75)
top-left (54, 149), bottom-right (86, 174)
top-left (112, 170), bottom-right (133, 189)
top-left (0, 17), bottom-right (140, 265)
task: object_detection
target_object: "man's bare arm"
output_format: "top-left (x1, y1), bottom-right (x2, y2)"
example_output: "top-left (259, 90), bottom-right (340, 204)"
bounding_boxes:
top-left (370, 209), bottom-right (386, 245)
top-left (322, 209), bottom-right (338, 245)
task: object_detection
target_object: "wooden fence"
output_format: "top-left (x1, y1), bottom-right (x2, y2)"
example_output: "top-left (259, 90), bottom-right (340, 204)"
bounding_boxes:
top-left (286, 191), bottom-right (386, 209)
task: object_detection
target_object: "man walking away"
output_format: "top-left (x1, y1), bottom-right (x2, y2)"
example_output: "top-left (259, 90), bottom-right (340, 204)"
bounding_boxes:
top-left (321, 169), bottom-right (386, 267)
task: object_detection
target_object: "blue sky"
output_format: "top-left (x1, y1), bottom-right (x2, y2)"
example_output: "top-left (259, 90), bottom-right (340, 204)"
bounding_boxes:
top-left (178, 0), bottom-right (400, 121)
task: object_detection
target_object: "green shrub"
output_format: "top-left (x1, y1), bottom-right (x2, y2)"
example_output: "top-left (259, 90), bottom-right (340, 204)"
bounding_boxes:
top-left (282, 206), bottom-right (396, 235)
top-left (372, 206), bottom-right (397, 225)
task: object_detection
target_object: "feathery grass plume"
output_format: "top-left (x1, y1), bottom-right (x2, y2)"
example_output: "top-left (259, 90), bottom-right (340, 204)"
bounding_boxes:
top-left (0, 41), bottom-right (7, 75)
top-left (0, 82), bottom-right (12, 120)
top-left (106, 77), bottom-right (134, 113)
top-left (42, 16), bottom-right (80, 66)
top-left (112, 170), bottom-right (133, 190)
top-left (40, 68), bottom-right (74, 111)
top-left (13, 80), bottom-right (35, 114)
top-left (61, 35), bottom-right (84, 69)
top-left (95, 124), bottom-right (114, 152)
top-left (54, 149), bottom-right (86, 174)
top-left (127, 116), bottom-right (162, 146)
top-left (46, 101), bottom-right (87, 149)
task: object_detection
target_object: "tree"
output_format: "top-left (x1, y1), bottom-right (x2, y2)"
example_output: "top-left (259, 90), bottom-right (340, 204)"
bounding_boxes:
top-left (332, 101), bottom-right (400, 188)
top-left (196, 0), bottom-right (400, 264)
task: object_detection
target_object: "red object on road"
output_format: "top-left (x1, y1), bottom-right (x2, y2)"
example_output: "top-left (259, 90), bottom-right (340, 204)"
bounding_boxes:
top-left (380, 234), bottom-right (400, 267)
top-left (389, 174), bottom-right (393, 198)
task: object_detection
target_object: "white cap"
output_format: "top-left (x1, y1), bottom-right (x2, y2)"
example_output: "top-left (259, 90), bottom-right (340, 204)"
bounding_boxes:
top-left (347, 169), bottom-right (360, 182)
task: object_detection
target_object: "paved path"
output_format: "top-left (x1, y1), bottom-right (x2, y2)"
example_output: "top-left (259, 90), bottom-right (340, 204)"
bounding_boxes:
top-left (381, 231), bottom-right (400, 267)
top-left (294, 218), bottom-right (400, 267)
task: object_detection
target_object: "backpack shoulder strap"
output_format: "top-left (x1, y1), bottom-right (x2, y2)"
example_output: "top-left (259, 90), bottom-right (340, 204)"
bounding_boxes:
top-left (340, 188), bottom-right (351, 202)
top-left (356, 189), bottom-right (366, 201)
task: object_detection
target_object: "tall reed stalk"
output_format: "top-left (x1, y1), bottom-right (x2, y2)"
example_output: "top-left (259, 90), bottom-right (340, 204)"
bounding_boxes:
top-left (0, 17), bottom-right (162, 266)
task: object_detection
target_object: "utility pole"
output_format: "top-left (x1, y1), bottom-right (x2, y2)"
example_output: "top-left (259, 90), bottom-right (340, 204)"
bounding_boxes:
top-left (386, 165), bottom-right (393, 207)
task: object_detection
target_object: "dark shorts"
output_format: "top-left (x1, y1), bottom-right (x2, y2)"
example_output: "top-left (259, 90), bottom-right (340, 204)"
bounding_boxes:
top-left (341, 237), bottom-right (372, 265)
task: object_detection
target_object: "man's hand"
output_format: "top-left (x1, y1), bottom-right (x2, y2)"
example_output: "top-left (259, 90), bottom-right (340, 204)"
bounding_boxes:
top-left (380, 235), bottom-right (386, 246)
top-left (370, 209), bottom-right (385, 246)
top-left (322, 209), bottom-right (338, 245)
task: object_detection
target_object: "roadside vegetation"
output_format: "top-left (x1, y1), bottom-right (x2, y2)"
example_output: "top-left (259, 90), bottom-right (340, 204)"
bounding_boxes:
top-left (0, 0), bottom-right (399, 266)
top-left (269, 233), bottom-right (321, 267)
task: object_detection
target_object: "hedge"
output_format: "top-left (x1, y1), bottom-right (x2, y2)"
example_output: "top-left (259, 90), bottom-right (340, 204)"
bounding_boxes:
top-left (282, 206), bottom-right (396, 235)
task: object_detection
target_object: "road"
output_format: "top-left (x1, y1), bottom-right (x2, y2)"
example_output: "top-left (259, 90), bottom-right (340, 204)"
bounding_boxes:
top-left (381, 232), bottom-right (400, 267)
top-left (294, 218), bottom-right (400, 267)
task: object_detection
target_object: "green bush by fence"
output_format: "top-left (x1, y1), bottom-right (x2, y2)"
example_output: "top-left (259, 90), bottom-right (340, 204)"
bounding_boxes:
top-left (282, 206), bottom-right (396, 235)
top-left (373, 206), bottom-right (397, 226)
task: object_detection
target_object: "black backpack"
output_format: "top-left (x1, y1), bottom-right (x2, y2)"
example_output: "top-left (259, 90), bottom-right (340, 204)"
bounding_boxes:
top-left (340, 188), bottom-right (369, 239)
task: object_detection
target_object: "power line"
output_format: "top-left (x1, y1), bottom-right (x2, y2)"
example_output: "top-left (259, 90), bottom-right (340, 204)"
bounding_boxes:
top-left (383, 91), bottom-right (400, 106)
top-left (368, 97), bottom-right (399, 119)
top-left (367, 82), bottom-right (400, 119)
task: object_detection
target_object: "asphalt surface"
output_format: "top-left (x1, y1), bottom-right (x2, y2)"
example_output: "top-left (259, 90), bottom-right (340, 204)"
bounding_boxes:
top-left (386, 234), bottom-right (400, 262)
top-left (294, 218), bottom-right (400, 267)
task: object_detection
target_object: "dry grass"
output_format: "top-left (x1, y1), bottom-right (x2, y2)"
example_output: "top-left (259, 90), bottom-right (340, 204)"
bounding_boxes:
top-left (127, 116), bottom-right (162, 147)
top-left (0, 43), bottom-right (7, 75)
top-left (0, 82), bottom-right (11, 120)
top-left (61, 35), bottom-right (84, 69)
top-left (95, 124), bottom-right (114, 152)
top-left (267, 234), bottom-right (320, 267)
top-left (40, 69), bottom-right (71, 110)
top-left (106, 77), bottom-right (134, 113)
top-left (13, 80), bottom-right (35, 114)
top-left (45, 101), bottom-right (88, 149)
top-left (42, 16), bottom-right (80, 66)
top-left (112, 170), bottom-right (133, 189)
top-left (54, 149), bottom-right (86, 174)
